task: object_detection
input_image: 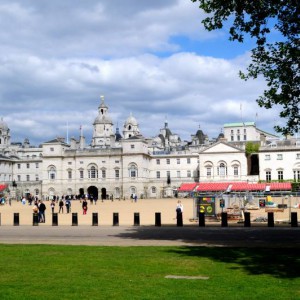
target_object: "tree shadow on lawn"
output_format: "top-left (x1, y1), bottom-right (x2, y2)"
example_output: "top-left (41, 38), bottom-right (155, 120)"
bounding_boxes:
top-left (114, 226), bottom-right (300, 279)
top-left (167, 247), bottom-right (300, 279)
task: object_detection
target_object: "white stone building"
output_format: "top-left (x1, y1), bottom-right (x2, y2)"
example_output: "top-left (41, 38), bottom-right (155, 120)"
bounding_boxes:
top-left (1, 97), bottom-right (299, 200)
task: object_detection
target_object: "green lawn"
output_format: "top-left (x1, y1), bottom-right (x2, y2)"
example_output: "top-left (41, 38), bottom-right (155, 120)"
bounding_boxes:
top-left (0, 245), bottom-right (299, 300)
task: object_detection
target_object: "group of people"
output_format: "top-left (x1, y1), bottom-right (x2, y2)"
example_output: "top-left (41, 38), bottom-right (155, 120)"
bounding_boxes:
top-left (32, 200), bottom-right (46, 223)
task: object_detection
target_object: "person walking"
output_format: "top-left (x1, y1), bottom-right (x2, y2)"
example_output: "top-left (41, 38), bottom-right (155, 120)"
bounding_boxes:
top-left (176, 200), bottom-right (183, 226)
top-left (59, 199), bottom-right (64, 213)
top-left (65, 198), bottom-right (71, 213)
top-left (82, 198), bottom-right (88, 215)
top-left (50, 200), bottom-right (55, 214)
top-left (38, 200), bottom-right (46, 223)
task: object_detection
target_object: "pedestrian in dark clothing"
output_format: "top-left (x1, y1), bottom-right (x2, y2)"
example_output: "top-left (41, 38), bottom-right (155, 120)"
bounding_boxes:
top-left (38, 201), bottom-right (46, 223)
top-left (59, 199), bottom-right (64, 213)
top-left (65, 199), bottom-right (71, 213)
top-left (82, 198), bottom-right (88, 215)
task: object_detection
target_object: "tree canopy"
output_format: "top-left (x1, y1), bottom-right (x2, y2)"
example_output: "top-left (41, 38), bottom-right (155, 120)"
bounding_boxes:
top-left (192, 0), bottom-right (300, 135)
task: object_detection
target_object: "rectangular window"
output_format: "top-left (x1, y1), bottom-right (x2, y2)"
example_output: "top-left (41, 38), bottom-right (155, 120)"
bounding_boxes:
top-left (131, 145), bottom-right (135, 149)
top-left (80, 161), bottom-right (84, 164)
top-left (277, 154), bottom-right (283, 160)
top-left (231, 130), bottom-right (234, 134)
top-left (278, 170), bottom-right (283, 180)
top-left (26, 163), bottom-right (30, 169)
top-left (244, 135), bottom-right (247, 141)
top-left (187, 158), bottom-right (191, 164)
top-left (26, 175), bottom-right (30, 181)
top-left (68, 171), bottom-right (72, 179)
top-left (231, 136), bottom-right (234, 141)
top-left (156, 159), bottom-right (160, 165)
top-left (296, 154), bottom-right (300, 159)
top-left (35, 175), bottom-right (39, 181)
top-left (115, 169), bottom-right (120, 178)
top-left (234, 166), bottom-right (239, 176)
top-left (266, 171), bottom-right (271, 181)
top-left (50, 147), bottom-right (54, 151)
top-left (115, 160), bottom-right (120, 163)
top-left (166, 158), bottom-right (170, 165)
top-left (237, 135), bottom-right (240, 141)
top-left (207, 168), bottom-right (212, 177)
top-left (294, 170), bottom-right (300, 181)
top-left (166, 171), bottom-right (170, 178)
top-left (102, 169), bottom-right (106, 178)
top-left (35, 163), bottom-right (39, 168)
top-left (17, 164), bottom-right (21, 169)
top-left (80, 170), bottom-right (84, 179)
top-left (156, 171), bottom-right (160, 179)
top-left (177, 158), bottom-right (180, 164)
top-left (177, 171), bottom-right (181, 178)
top-left (187, 170), bottom-right (191, 177)
top-left (17, 175), bottom-right (21, 181)
top-left (265, 155), bottom-right (271, 160)
top-left (68, 162), bottom-right (72, 165)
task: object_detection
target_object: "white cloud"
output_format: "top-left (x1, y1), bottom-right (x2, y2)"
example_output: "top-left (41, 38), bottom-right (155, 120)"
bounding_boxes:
top-left (0, 0), bottom-right (280, 145)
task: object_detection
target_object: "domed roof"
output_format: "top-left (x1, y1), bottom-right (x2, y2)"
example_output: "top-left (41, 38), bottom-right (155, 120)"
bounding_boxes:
top-left (93, 114), bottom-right (113, 125)
top-left (125, 114), bottom-right (138, 126)
top-left (0, 118), bottom-right (8, 131)
top-left (218, 132), bottom-right (225, 139)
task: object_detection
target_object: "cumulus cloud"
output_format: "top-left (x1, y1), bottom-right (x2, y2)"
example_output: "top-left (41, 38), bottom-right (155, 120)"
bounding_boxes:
top-left (0, 0), bottom-right (279, 145)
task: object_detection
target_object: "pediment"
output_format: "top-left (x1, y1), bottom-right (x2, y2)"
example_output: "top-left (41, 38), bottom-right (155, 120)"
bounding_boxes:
top-left (201, 142), bottom-right (243, 153)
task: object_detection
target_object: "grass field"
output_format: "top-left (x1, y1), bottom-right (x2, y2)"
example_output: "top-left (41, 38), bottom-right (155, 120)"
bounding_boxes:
top-left (0, 245), bottom-right (299, 300)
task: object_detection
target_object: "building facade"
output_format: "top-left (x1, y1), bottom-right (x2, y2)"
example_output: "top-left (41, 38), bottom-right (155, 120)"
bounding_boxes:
top-left (1, 98), bottom-right (299, 200)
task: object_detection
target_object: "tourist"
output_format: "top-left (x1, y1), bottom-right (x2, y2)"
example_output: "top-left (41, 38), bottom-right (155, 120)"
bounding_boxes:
top-left (59, 199), bottom-right (64, 213)
top-left (176, 200), bottom-right (183, 226)
top-left (82, 198), bottom-right (88, 215)
top-left (50, 200), bottom-right (55, 214)
top-left (65, 198), bottom-right (71, 213)
top-left (38, 200), bottom-right (46, 223)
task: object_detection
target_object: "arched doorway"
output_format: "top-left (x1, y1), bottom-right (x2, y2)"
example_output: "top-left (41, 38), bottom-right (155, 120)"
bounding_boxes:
top-left (78, 188), bottom-right (84, 198)
top-left (87, 186), bottom-right (98, 200)
top-left (101, 188), bottom-right (107, 200)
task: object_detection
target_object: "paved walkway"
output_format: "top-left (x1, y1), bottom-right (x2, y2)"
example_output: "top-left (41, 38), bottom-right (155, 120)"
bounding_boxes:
top-left (0, 198), bottom-right (299, 247)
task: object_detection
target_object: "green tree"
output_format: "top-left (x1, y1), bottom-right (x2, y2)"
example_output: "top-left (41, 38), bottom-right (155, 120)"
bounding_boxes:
top-left (191, 0), bottom-right (300, 135)
top-left (245, 141), bottom-right (260, 156)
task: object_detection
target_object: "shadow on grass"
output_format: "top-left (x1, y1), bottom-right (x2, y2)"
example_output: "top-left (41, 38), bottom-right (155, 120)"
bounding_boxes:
top-left (113, 226), bottom-right (300, 279)
top-left (166, 247), bottom-right (300, 279)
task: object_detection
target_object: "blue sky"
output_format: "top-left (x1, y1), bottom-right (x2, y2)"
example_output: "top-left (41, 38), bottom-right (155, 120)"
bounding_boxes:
top-left (0, 0), bottom-right (282, 146)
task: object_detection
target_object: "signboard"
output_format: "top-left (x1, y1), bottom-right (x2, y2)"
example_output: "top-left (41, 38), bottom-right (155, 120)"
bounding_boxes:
top-left (197, 196), bottom-right (216, 216)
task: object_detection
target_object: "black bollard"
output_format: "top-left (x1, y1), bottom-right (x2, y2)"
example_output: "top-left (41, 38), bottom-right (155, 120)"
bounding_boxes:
top-left (134, 212), bottom-right (140, 226)
top-left (92, 213), bottom-right (98, 226)
top-left (291, 212), bottom-right (298, 227)
top-left (199, 212), bottom-right (205, 227)
top-left (268, 212), bottom-right (274, 227)
top-left (52, 213), bottom-right (58, 226)
top-left (33, 213), bottom-right (39, 226)
top-left (72, 213), bottom-right (78, 226)
top-left (113, 212), bottom-right (119, 226)
top-left (221, 212), bottom-right (228, 227)
top-left (155, 212), bottom-right (161, 226)
top-left (244, 212), bottom-right (251, 227)
top-left (13, 213), bottom-right (19, 226)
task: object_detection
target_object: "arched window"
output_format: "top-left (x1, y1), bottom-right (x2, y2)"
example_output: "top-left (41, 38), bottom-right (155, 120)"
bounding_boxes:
top-left (48, 166), bottom-right (56, 180)
top-left (128, 163), bottom-right (138, 178)
top-left (217, 162), bottom-right (227, 177)
top-left (88, 165), bottom-right (98, 179)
